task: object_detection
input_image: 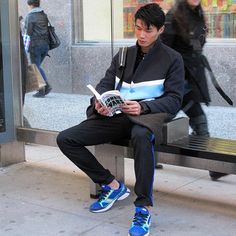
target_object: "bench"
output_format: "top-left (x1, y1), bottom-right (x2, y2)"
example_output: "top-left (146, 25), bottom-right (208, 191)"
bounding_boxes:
top-left (88, 118), bottom-right (236, 198)
top-left (16, 117), bottom-right (236, 198)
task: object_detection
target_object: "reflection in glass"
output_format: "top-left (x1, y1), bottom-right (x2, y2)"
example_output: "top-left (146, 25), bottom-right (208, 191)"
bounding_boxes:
top-left (18, 0), bottom-right (236, 140)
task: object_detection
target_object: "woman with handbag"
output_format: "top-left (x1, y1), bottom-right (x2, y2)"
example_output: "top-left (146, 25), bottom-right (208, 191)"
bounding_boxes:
top-left (24, 0), bottom-right (52, 98)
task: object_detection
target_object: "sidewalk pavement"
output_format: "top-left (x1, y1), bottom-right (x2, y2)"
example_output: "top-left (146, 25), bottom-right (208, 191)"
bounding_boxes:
top-left (1, 144), bottom-right (236, 236)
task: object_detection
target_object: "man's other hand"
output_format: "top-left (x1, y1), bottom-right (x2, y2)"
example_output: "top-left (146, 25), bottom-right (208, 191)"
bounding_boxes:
top-left (121, 101), bottom-right (142, 116)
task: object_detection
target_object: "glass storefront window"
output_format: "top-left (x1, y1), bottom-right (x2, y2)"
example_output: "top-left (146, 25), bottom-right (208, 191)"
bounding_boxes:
top-left (76, 0), bottom-right (112, 42)
top-left (75, 0), bottom-right (236, 43)
top-left (123, 0), bottom-right (236, 39)
top-left (203, 0), bottom-right (236, 38)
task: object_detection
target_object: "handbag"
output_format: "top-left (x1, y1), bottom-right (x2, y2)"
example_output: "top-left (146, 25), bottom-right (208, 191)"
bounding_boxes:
top-left (26, 64), bottom-right (46, 93)
top-left (48, 20), bottom-right (60, 50)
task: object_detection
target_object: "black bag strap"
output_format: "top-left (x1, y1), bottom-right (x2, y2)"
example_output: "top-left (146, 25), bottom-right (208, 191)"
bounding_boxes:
top-left (48, 19), bottom-right (53, 27)
top-left (201, 55), bottom-right (233, 106)
top-left (118, 46), bottom-right (128, 68)
top-left (182, 100), bottom-right (195, 113)
top-left (116, 46), bottom-right (128, 91)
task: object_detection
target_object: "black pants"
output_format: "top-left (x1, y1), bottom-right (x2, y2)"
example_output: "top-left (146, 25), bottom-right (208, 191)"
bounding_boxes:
top-left (57, 114), bottom-right (155, 207)
top-left (183, 99), bottom-right (205, 117)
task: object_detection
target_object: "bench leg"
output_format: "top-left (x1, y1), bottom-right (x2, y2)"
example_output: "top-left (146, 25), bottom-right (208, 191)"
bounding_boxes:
top-left (90, 144), bottom-right (126, 198)
top-left (154, 153), bottom-right (164, 169)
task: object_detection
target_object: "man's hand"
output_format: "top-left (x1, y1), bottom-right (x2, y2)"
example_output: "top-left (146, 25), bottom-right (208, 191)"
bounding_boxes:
top-left (121, 101), bottom-right (142, 116)
top-left (95, 99), bottom-right (111, 116)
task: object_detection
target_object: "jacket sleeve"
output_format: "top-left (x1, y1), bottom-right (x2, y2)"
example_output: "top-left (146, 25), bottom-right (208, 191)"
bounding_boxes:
top-left (160, 11), bottom-right (175, 47)
top-left (24, 15), bottom-right (33, 36)
top-left (140, 52), bottom-right (185, 115)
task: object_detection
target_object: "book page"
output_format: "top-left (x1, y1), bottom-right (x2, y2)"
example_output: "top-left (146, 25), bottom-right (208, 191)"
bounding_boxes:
top-left (100, 91), bottom-right (124, 116)
top-left (87, 84), bottom-right (101, 100)
top-left (87, 84), bottom-right (124, 116)
top-left (101, 92), bottom-right (124, 107)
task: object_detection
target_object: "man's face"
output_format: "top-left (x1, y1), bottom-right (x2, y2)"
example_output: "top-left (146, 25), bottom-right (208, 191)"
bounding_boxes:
top-left (134, 19), bottom-right (164, 50)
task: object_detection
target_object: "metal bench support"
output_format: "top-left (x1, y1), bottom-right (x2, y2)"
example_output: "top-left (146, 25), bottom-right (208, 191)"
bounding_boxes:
top-left (90, 144), bottom-right (126, 198)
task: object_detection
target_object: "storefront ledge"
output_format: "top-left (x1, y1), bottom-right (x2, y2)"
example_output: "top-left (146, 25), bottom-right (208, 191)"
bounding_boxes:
top-left (206, 38), bottom-right (236, 46)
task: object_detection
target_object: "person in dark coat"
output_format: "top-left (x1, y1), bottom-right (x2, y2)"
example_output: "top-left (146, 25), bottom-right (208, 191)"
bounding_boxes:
top-left (24, 0), bottom-right (52, 97)
top-left (57, 4), bottom-right (184, 236)
top-left (161, 0), bottom-right (210, 133)
top-left (161, 0), bottom-right (228, 181)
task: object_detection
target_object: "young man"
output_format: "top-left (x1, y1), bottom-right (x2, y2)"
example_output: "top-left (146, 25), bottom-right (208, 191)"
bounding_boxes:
top-left (57, 3), bottom-right (184, 236)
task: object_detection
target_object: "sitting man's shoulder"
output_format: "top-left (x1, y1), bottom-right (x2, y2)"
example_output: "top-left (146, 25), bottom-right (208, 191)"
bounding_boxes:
top-left (161, 43), bottom-right (183, 64)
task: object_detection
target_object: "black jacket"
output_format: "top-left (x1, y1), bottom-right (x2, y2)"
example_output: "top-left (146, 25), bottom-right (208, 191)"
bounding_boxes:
top-left (24, 9), bottom-right (49, 48)
top-left (161, 4), bottom-right (210, 104)
top-left (86, 38), bottom-right (185, 144)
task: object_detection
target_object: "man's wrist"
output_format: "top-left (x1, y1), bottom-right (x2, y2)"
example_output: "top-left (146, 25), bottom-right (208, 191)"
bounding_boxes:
top-left (140, 103), bottom-right (150, 114)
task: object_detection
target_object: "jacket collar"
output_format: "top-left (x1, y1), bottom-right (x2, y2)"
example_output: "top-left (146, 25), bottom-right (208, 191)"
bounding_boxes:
top-left (132, 38), bottom-right (162, 76)
top-left (123, 38), bottom-right (162, 83)
top-left (136, 37), bottom-right (161, 54)
top-left (29, 7), bottom-right (43, 14)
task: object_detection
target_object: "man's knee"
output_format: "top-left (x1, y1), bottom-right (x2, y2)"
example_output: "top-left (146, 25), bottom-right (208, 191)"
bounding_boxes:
top-left (131, 125), bottom-right (153, 143)
top-left (56, 127), bottom-right (85, 150)
top-left (56, 131), bottom-right (67, 149)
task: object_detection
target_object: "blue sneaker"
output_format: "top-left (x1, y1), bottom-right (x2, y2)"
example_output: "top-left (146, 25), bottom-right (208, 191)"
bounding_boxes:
top-left (89, 182), bottom-right (130, 213)
top-left (129, 207), bottom-right (151, 236)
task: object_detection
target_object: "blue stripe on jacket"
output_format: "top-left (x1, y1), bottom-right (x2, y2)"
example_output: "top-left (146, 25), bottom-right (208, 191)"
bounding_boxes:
top-left (115, 77), bottom-right (165, 101)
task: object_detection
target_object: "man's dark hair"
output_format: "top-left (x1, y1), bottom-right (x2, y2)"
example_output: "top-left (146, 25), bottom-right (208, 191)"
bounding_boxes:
top-left (27, 0), bottom-right (40, 7)
top-left (135, 3), bottom-right (165, 30)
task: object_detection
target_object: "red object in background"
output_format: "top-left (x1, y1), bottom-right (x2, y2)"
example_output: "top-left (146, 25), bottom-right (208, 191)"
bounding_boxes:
top-left (215, 13), bottom-right (222, 37)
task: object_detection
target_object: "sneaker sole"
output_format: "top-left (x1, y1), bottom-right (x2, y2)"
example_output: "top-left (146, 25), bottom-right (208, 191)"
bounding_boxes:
top-left (118, 188), bottom-right (130, 201)
top-left (128, 233), bottom-right (149, 236)
top-left (90, 188), bottom-right (131, 213)
top-left (44, 88), bottom-right (52, 95)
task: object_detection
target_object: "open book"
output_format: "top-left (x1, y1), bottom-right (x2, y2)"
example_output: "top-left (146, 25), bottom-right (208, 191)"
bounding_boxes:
top-left (87, 84), bottom-right (125, 117)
